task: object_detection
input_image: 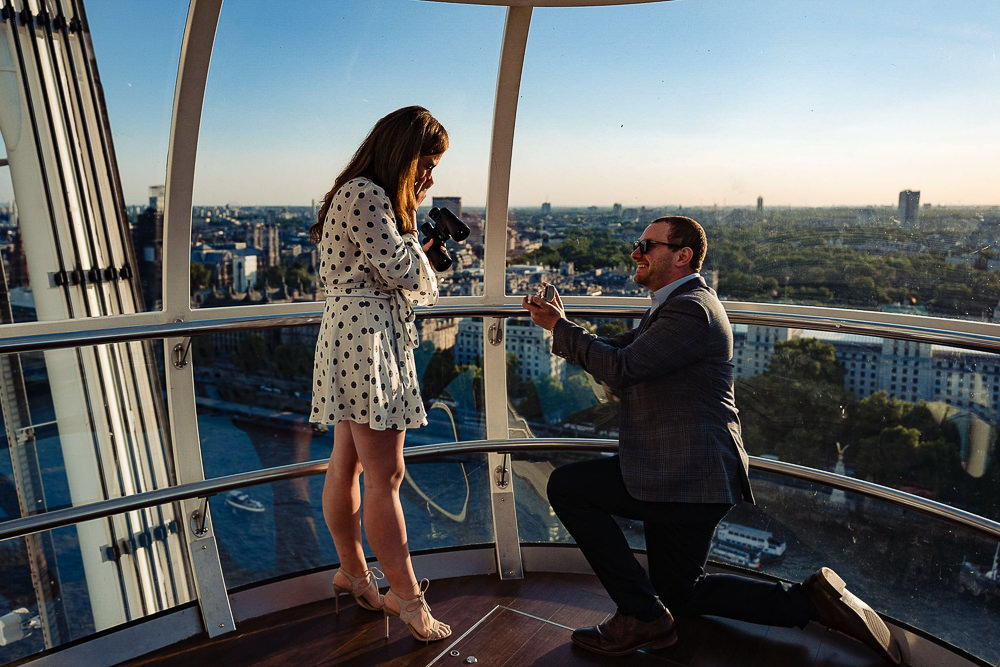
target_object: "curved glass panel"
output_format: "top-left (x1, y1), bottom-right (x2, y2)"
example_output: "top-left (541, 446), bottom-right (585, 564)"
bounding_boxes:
top-left (517, 451), bottom-right (1000, 664)
top-left (215, 454), bottom-right (495, 590)
top-left (508, 2), bottom-right (1000, 324)
top-left (0, 1), bottom-right (186, 318)
top-left (0, 337), bottom-right (182, 659)
top-left (200, 316), bottom-right (493, 587)
top-left (0, 506), bottom-right (193, 663)
top-left (0, 341), bottom-right (173, 511)
top-left (191, 1), bottom-right (502, 309)
top-left (508, 315), bottom-right (1000, 522)
top-left (196, 318), bottom-right (485, 473)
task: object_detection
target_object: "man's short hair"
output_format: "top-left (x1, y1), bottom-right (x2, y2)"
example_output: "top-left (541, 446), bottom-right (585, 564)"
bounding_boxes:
top-left (652, 216), bottom-right (707, 272)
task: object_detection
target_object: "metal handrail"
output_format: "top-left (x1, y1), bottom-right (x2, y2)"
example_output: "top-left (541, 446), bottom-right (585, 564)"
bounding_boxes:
top-left (2, 301), bottom-right (1000, 353)
top-left (2, 438), bottom-right (998, 543)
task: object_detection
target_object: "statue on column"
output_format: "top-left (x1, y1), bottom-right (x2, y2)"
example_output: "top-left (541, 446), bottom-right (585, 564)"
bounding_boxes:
top-left (831, 442), bottom-right (849, 505)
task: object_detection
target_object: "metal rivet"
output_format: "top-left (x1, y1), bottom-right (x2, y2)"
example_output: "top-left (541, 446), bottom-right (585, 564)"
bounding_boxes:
top-left (449, 650), bottom-right (460, 657)
top-left (464, 658), bottom-right (477, 664)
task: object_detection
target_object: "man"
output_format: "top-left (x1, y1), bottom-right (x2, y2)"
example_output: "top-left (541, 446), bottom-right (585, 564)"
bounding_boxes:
top-left (522, 216), bottom-right (901, 664)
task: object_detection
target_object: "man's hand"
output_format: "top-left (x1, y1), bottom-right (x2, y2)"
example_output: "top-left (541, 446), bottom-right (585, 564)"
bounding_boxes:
top-left (522, 284), bottom-right (565, 331)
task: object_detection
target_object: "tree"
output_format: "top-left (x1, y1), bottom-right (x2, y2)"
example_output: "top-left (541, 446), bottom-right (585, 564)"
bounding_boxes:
top-left (234, 333), bottom-right (268, 373)
top-left (191, 262), bottom-right (211, 290)
top-left (737, 338), bottom-right (850, 468)
top-left (854, 425), bottom-right (921, 484)
top-left (596, 320), bottom-right (629, 337)
top-left (286, 260), bottom-right (314, 290)
top-left (272, 343), bottom-right (312, 379)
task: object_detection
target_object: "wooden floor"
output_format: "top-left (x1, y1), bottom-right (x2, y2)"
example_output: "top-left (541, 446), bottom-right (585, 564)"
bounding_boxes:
top-left (123, 572), bottom-right (892, 666)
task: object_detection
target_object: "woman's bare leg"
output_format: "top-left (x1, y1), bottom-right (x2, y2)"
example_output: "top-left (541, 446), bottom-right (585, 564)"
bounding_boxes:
top-left (350, 421), bottom-right (449, 637)
top-left (323, 421), bottom-right (377, 601)
top-left (348, 422), bottom-right (414, 591)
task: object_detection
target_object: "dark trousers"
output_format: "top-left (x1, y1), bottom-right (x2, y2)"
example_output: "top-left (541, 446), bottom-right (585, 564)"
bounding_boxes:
top-left (547, 455), bottom-right (817, 627)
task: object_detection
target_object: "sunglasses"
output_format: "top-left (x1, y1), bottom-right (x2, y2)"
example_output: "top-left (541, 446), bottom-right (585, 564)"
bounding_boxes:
top-left (632, 239), bottom-right (685, 254)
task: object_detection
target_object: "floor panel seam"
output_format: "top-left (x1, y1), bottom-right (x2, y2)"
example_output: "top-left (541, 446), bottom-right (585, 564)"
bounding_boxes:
top-left (497, 605), bottom-right (575, 631)
top-left (424, 604), bottom-right (501, 667)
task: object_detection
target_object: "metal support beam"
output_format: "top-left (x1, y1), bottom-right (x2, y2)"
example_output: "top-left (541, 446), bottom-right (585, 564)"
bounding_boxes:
top-left (482, 6), bottom-right (532, 582)
top-left (162, 0), bottom-right (234, 638)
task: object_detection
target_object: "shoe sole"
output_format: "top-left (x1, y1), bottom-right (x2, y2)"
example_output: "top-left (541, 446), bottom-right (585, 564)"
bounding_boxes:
top-left (813, 567), bottom-right (901, 664)
top-left (571, 630), bottom-right (679, 657)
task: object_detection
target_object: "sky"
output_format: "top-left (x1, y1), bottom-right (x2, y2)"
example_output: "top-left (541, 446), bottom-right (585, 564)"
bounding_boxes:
top-left (2, 0), bottom-right (999, 208)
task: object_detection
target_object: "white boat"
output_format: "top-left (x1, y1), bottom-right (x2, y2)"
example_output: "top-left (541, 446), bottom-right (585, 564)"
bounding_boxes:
top-left (709, 543), bottom-right (761, 569)
top-left (225, 490), bottom-right (265, 513)
top-left (714, 521), bottom-right (787, 559)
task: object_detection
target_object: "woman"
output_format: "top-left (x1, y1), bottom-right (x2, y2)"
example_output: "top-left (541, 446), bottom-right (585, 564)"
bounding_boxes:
top-left (309, 106), bottom-right (450, 643)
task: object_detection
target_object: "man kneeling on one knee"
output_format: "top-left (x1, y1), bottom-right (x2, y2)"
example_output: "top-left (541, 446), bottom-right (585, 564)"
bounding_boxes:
top-left (522, 216), bottom-right (901, 665)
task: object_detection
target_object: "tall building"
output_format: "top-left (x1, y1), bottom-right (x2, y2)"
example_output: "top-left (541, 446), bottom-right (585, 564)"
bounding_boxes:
top-left (540, 202), bottom-right (551, 215)
top-left (252, 222), bottom-right (280, 267)
top-left (898, 190), bottom-right (920, 226)
top-left (756, 196), bottom-right (764, 221)
top-left (148, 184), bottom-right (165, 212)
top-left (455, 318), bottom-right (564, 382)
top-left (265, 225), bottom-right (280, 268)
top-left (133, 185), bottom-right (165, 309)
top-left (612, 202), bottom-right (622, 218)
top-left (732, 325), bottom-right (802, 378)
top-left (432, 196), bottom-right (461, 219)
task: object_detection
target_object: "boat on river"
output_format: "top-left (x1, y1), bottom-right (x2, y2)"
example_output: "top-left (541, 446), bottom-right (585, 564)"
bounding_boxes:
top-left (713, 521), bottom-right (787, 560)
top-left (224, 490), bottom-right (265, 513)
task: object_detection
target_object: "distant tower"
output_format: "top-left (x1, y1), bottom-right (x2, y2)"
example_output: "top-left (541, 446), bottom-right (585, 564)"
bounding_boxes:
top-left (133, 185), bottom-right (165, 309)
top-left (432, 196), bottom-right (461, 219)
top-left (898, 190), bottom-right (920, 226)
top-left (613, 202), bottom-right (622, 218)
top-left (756, 196), bottom-right (764, 221)
top-left (252, 222), bottom-right (264, 250)
top-left (541, 202), bottom-right (551, 215)
top-left (148, 184), bottom-right (165, 212)
top-left (265, 225), bottom-right (280, 268)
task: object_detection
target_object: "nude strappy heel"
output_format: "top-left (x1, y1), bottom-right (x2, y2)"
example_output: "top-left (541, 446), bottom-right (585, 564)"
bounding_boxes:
top-left (383, 579), bottom-right (451, 643)
top-left (333, 566), bottom-right (384, 614)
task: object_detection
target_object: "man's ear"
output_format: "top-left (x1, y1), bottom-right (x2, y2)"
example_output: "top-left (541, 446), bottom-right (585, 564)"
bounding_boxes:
top-left (676, 246), bottom-right (693, 268)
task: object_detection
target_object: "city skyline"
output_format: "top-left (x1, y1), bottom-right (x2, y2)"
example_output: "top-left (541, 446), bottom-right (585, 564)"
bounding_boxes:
top-left (2, 1), bottom-right (999, 208)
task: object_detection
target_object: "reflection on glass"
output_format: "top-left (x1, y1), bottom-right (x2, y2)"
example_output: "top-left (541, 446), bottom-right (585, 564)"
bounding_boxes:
top-left (0, 509), bottom-right (190, 664)
top-left (743, 472), bottom-right (1000, 665)
top-left (194, 318), bottom-right (487, 475)
top-left (510, 317), bottom-right (1000, 523)
top-left (0, 2), bottom-right (186, 318)
top-left (215, 463), bottom-right (494, 590)
top-left (516, 452), bottom-right (1000, 665)
top-left (196, 318), bottom-right (495, 588)
top-left (734, 326), bottom-right (1000, 523)
top-left (0, 339), bottom-right (185, 661)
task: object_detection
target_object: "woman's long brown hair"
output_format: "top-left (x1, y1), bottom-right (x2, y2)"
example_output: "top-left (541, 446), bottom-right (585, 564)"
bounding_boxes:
top-left (310, 106), bottom-right (448, 245)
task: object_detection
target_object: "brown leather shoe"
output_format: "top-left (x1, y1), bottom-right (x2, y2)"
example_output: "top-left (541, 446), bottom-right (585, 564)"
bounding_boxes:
top-left (802, 567), bottom-right (901, 665)
top-left (571, 609), bottom-right (678, 657)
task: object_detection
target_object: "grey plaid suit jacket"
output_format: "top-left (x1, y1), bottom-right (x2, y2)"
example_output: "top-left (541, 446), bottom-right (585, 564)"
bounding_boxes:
top-left (551, 276), bottom-right (754, 504)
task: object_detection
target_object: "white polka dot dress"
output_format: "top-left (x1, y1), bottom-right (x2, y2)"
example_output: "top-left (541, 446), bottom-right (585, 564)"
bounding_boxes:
top-left (310, 178), bottom-right (438, 430)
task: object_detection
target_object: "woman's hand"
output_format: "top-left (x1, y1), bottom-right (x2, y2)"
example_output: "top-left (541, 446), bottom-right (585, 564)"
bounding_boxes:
top-left (415, 178), bottom-right (428, 207)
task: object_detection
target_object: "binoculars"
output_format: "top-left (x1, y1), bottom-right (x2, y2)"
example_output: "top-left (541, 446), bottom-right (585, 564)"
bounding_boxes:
top-left (420, 207), bottom-right (470, 272)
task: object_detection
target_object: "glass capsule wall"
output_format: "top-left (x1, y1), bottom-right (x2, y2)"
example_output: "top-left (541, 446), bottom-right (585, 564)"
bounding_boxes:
top-left (1, 1), bottom-right (999, 665)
